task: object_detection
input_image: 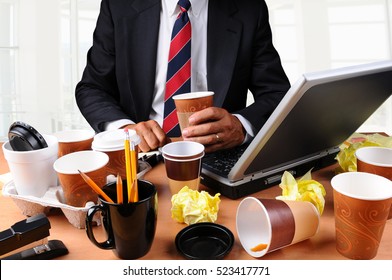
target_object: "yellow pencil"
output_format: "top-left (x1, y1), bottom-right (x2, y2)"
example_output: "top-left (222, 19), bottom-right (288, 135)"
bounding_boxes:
top-left (78, 169), bottom-right (114, 203)
top-left (116, 173), bottom-right (123, 204)
top-left (130, 141), bottom-right (138, 202)
top-left (124, 128), bottom-right (133, 202)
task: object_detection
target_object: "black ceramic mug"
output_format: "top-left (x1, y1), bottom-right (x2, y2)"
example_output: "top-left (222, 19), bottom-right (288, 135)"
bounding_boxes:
top-left (86, 179), bottom-right (158, 259)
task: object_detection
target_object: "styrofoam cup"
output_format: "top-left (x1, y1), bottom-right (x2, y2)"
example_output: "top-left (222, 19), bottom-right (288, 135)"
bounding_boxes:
top-left (2, 134), bottom-right (59, 197)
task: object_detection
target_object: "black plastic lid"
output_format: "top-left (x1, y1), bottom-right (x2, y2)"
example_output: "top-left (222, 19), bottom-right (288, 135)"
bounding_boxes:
top-left (175, 222), bottom-right (234, 260)
top-left (8, 121), bottom-right (48, 151)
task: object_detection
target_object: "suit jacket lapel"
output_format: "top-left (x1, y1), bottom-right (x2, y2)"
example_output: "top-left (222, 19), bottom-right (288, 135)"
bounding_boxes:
top-left (124, 0), bottom-right (161, 121)
top-left (207, 0), bottom-right (241, 107)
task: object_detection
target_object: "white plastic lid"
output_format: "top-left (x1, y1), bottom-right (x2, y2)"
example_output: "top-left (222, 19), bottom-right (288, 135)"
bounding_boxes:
top-left (91, 129), bottom-right (140, 152)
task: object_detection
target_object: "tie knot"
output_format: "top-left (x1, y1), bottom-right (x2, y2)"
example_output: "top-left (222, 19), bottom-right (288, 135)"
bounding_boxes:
top-left (178, 0), bottom-right (191, 12)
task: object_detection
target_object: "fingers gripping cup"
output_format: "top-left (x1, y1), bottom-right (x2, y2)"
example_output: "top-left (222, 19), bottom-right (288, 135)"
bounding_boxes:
top-left (331, 172), bottom-right (392, 259)
top-left (162, 141), bottom-right (205, 194)
top-left (85, 180), bottom-right (158, 259)
top-left (236, 198), bottom-right (320, 258)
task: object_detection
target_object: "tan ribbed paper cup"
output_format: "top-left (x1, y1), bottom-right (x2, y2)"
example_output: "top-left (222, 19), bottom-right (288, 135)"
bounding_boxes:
top-left (331, 172), bottom-right (392, 259)
top-left (356, 147), bottom-right (392, 219)
top-left (53, 150), bottom-right (109, 207)
top-left (173, 91), bottom-right (214, 132)
top-left (236, 198), bottom-right (320, 258)
top-left (54, 129), bottom-right (95, 158)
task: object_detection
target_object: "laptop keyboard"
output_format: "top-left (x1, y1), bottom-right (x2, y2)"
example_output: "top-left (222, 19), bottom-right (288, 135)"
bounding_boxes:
top-left (202, 144), bottom-right (248, 178)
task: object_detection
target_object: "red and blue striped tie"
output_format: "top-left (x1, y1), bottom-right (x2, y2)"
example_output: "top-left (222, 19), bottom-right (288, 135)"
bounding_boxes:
top-left (163, 0), bottom-right (191, 137)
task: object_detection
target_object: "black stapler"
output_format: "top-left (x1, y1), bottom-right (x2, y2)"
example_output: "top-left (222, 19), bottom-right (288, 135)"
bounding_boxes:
top-left (0, 213), bottom-right (68, 259)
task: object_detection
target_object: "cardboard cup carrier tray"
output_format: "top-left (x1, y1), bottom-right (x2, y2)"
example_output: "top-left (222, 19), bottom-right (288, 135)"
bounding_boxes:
top-left (2, 161), bottom-right (151, 229)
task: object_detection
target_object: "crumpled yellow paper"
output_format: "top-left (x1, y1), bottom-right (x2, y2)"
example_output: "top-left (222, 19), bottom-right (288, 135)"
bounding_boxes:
top-left (276, 170), bottom-right (326, 215)
top-left (335, 133), bottom-right (392, 173)
top-left (171, 186), bottom-right (221, 225)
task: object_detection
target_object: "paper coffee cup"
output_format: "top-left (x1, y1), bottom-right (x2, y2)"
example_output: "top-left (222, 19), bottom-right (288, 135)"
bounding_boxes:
top-left (331, 172), bottom-right (392, 259)
top-left (162, 141), bottom-right (205, 194)
top-left (173, 91), bottom-right (214, 132)
top-left (92, 129), bottom-right (141, 178)
top-left (2, 134), bottom-right (59, 197)
top-left (236, 198), bottom-right (320, 258)
top-left (54, 129), bottom-right (95, 158)
top-left (53, 150), bottom-right (109, 207)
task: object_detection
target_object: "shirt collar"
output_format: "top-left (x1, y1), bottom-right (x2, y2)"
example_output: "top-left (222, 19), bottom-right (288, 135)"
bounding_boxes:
top-left (165, 0), bottom-right (207, 18)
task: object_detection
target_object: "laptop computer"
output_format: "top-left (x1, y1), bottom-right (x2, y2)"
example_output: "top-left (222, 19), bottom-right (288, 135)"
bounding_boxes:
top-left (201, 60), bottom-right (392, 199)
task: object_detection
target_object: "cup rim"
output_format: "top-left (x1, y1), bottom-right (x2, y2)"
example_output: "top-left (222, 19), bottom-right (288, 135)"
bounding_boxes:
top-left (331, 171), bottom-right (392, 201)
top-left (162, 152), bottom-right (205, 162)
top-left (161, 141), bottom-right (205, 160)
top-left (236, 197), bottom-right (272, 258)
top-left (2, 134), bottom-right (59, 164)
top-left (53, 129), bottom-right (95, 143)
top-left (99, 179), bottom-right (157, 205)
top-left (2, 134), bottom-right (58, 154)
top-left (172, 91), bottom-right (214, 100)
top-left (53, 150), bottom-right (109, 174)
top-left (355, 146), bottom-right (392, 167)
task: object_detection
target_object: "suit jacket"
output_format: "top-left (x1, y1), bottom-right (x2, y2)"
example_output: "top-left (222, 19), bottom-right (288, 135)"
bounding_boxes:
top-left (75, 0), bottom-right (290, 133)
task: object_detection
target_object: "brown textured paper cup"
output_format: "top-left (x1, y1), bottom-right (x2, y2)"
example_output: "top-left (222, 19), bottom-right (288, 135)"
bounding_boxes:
top-left (236, 198), bottom-right (320, 258)
top-left (173, 91), bottom-right (214, 132)
top-left (54, 129), bottom-right (95, 158)
top-left (53, 150), bottom-right (109, 207)
top-left (331, 172), bottom-right (392, 259)
top-left (356, 147), bottom-right (392, 219)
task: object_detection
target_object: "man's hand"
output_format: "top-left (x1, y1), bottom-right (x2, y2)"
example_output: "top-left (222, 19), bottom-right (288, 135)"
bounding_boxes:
top-left (181, 107), bottom-right (245, 153)
top-left (123, 120), bottom-right (170, 152)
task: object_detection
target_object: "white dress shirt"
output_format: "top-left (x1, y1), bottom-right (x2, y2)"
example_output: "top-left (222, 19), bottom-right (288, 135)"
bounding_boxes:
top-left (105, 0), bottom-right (254, 141)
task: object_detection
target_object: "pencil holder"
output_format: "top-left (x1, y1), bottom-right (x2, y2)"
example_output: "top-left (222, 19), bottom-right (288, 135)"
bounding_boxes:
top-left (86, 179), bottom-right (158, 259)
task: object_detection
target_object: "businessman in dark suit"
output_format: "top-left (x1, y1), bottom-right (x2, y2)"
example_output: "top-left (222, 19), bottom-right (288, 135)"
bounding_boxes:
top-left (76, 0), bottom-right (290, 153)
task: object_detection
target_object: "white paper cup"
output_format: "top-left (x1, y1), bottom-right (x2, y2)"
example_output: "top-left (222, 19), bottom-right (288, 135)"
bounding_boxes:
top-left (236, 198), bottom-right (320, 258)
top-left (2, 134), bottom-right (59, 197)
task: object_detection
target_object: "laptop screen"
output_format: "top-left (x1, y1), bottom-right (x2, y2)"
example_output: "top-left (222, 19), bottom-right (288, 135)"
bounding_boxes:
top-left (230, 60), bottom-right (392, 180)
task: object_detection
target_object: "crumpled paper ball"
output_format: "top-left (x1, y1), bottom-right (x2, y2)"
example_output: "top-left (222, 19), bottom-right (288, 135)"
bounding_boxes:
top-left (171, 186), bottom-right (221, 225)
top-left (335, 133), bottom-right (392, 173)
top-left (276, 169), bottom-right (326, 215)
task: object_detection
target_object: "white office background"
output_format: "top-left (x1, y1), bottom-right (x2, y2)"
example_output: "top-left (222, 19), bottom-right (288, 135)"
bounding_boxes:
top-left (0, 0), bottom-right (391, 140)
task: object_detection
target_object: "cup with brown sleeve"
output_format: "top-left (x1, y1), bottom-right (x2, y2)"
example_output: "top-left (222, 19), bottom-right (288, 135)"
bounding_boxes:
top-left (236, 198), bottom-right (320, 258)
top-left (161, 141), bottom-right (205, 194)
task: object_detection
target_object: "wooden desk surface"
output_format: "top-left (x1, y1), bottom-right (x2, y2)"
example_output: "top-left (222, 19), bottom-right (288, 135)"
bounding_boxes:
top-left (1, 145), bottom-right (391, 260)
